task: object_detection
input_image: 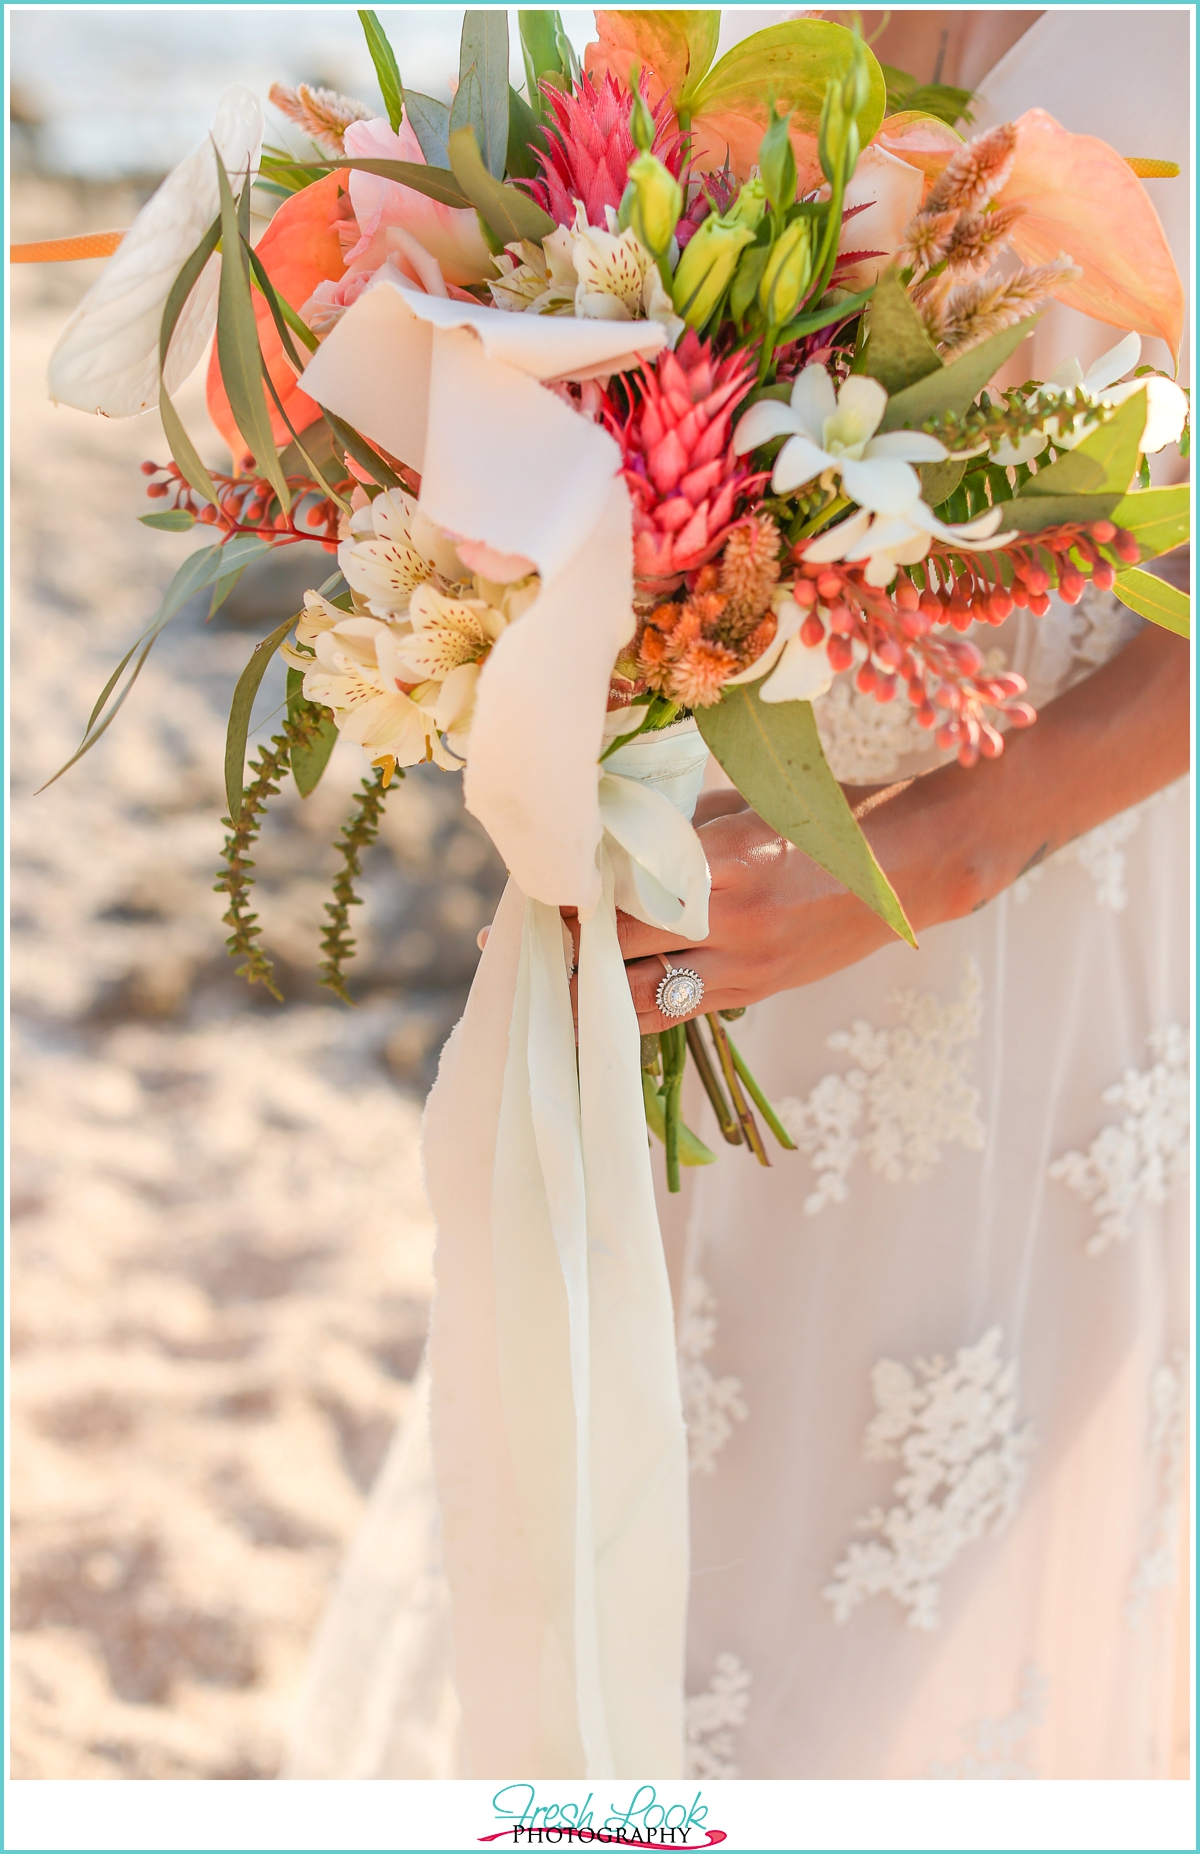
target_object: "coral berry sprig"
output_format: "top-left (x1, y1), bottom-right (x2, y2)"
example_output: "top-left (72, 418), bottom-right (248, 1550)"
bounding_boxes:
top-left (141, 457), bottom-right (351, 551)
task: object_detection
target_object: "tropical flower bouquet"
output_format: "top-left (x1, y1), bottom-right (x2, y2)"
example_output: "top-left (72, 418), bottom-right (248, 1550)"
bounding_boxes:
top-left (28, 4), bottom-right (1190, 1782)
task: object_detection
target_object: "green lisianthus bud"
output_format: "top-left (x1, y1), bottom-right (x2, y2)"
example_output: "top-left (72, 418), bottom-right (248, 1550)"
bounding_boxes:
top-left (759, 105), bottom-right (797, 218)
top-left (672, 212), bottom-right (757, 328)
top-left (728, 175), bottom-right (768, 230)
top-left (759, 217), bottom-right (814, 328)
top-left (620, 151), bottom-right (684, 259)
top-left (628, 82), bottom-right (656, 156)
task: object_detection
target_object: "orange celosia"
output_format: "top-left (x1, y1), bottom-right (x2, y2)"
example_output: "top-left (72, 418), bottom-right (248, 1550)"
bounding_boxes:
top-left (206, 170), bottom-right (348, 461)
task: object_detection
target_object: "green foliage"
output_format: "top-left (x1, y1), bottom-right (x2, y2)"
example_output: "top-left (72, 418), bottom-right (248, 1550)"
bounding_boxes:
top-left (695, 682), bottom-right (915, 947)
top-left (506, 85), bottom-right (545, 180)
top-left (214, 155), bottom-right (291, 513)
top-left (1021, 390), bottom-right (1147, 498)
top-left (224, 617), bottom-right (297, 822)
top-left (405, 92), bottom-right (452, 167)
top-left (447, 125), bottom-right (556, 247)
top-left (139, 509), bottom-right (196, 531)
top-left (880, 62), bottom-right (974, 127)
top-left (286, 668), bottom-right (339, 795)
top-left (258, 146), bottom-right (329, 193)
top-left (357, 9), bottom-right (405, 132)
top-left (322, 410), bottom-right (404, 489)
top-left (1112, 567), bottom-right (1190, 638)
top-left (42, 535), bottom-right (272, 791)
top-left (1108, 485), bottom-right (1190, 558)
top-left (158, 214), bottom-right (221, 504)
top-left (518, 9), bottom-right (579, 113)
top-left (641, 1067), bottom-right (716, 1169)
top-left (880, 315), bottom-right (1041, 431)
top-left (319, 770), bottom-right (395, 1004)
top-left (214, 701), bottom-right (329, 1000)
top-left (861, 266), bottom-right (942, 395)
top-left (454, 10), bottom-right (511, 181)
top-left (322, 154), bottom-right (471, 209)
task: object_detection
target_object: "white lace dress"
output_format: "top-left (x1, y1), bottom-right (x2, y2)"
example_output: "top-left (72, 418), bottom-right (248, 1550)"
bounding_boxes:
top-left (284, 13), bottom-right (1190, 1781)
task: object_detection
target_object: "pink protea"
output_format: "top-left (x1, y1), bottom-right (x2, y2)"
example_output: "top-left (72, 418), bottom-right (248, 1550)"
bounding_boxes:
top-left (526, 71), bottom-right (689, 229)
top-left (613, 331), bottom-right (767, 588)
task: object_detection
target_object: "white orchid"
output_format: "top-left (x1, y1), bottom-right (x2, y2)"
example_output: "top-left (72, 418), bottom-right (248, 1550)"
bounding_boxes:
top-left (48, 85), bottom-right (263, 417)
top-left (991, 332), bottom-right (1189, 465)
top-left (724, 588), bottom-right (834, 704)
top-left (802, 501), bottom-right (1015, 589)
top-left (338, 488), bottom-right (465, 618)
top-left (733, 366), bottom-right (948, 516)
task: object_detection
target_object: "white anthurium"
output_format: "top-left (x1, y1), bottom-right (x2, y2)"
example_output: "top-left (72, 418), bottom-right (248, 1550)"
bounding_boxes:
top-left (992, 332), bottom-right (1189, 465)
top-left (340, 488), bottom-right (465, 618)
top-left (804, 501), bottom-right (1015, 588)
top-left (48, 85), bottom-right (263, 417)
top-left (733, 366), bottom-right (948, 515)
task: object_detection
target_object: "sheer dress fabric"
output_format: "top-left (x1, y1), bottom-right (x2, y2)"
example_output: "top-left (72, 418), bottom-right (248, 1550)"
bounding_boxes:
top-left (284, 10), bottom-right (1191, 1780)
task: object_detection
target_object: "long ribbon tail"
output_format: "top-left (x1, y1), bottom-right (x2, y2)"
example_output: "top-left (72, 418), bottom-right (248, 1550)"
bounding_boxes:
top-left (11, 231), bottom-right (126, 262)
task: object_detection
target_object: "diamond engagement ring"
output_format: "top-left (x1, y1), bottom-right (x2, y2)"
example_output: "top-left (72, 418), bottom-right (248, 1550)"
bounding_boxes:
top-left (655, 958), bottom-right (705, 1019)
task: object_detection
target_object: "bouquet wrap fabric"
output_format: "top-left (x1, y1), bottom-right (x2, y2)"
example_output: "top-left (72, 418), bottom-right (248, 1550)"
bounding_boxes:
top-left (300, 285), bottom-right (711, 1774)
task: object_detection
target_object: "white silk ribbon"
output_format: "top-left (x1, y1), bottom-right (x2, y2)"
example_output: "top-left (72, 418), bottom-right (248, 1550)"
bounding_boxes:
top-left (298, 279), bottom-right (708, 1777)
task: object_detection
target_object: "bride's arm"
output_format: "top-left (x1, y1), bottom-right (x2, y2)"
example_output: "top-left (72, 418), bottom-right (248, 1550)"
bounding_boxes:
top-left (618, 622), bottom-right (1189, 1030)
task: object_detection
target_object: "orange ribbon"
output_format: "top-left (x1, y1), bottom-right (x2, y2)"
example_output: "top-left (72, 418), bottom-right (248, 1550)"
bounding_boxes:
top-left (10, 230), bottom-right (127, 262)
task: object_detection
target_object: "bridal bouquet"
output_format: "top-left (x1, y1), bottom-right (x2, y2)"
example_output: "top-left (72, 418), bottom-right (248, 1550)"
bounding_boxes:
top-left (33, 4), bottom-right (1190, 1781)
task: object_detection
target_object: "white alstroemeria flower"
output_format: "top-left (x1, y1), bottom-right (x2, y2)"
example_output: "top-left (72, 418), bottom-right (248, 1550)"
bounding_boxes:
top-left (992, 332), bottom-right (1189, 465)
top-left (386, 586), bottom-right (507, 681)
top-left (339, 488), bottom-right (465, 618)
top-left (412, 660), bottom-right (483, 766)
top-left (567, 205), bottom-right (683, 341)
top-left (733, 366), bottom-right (947, 515)
top-left (804, 502), bottom-right (1015, 588)
top-left (489, 232), bottom-right (578, 315)
top-left (297, 615), bottom-right (456, 769)
top-left (48, 86), bottom-right (263, 417)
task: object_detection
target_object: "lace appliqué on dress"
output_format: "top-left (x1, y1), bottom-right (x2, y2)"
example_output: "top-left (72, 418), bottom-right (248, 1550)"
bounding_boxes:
top-left (926, 1664), bottom-right (1047, 1778)
top-left (1049, 1025), bottom-right (1190, 1256)
top-left (1013, 807), bottom-right (1142, 912)
top-left (1128, 1352), bottom-right (1188, 1625)
top-left (678, 1274), bottom-right (748, 1476)
top-left (824, 1327), bottom-right (1035, 1632)
top-left (685, 1652), bottom-right (751, 1778)
top-left (777, 959), bottom-right (985, 1215)
top-left (813, 671), bottom-right (933, 784)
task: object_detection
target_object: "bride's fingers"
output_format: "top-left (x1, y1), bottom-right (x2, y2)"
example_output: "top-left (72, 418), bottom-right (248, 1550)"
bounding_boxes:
top-left (477, 924), bottom-right (491, 952)
top-left (616, 910), bottom-right (704, 962)
top-left (623, 952), bottom-right (744, 1033)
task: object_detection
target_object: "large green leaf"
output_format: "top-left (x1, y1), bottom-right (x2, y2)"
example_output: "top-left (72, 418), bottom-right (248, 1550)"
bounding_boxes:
top-left (506, 84), bottom-right (545, 180)
top-left (225, 617), bottom-right (297, 821)
top-left (689, 20), bottom-right (885, 146)
top-left (458, 10), bottom-right (511, 180)
top-left (447, 126), bottom-right (555, 246)
top-left (321, 410), bottom-right (404, 489)
top-left (158, 213), bottom-right (221, 504)
top-left (286, 667), bottom-right (340, 795)
top-left (880, 315), bottom-right (1041, 431)
top-left (1021, 390), bottom-right (1146, 499)
top-left (920, 458), bottom-right (967, 507)
top-left (357, 9), bottom-right (404, 132)
top-left (998, 490), bottom-right (1121, 531)
top-left (1113, 567), bottom-right (1190, 638)
top-left (215, 157), bottom-right (291, 512)
top-left (519, 8), bottom-right (578, 110)
top-left (41, 535), bottom-right (271, 790)
top-left (1108, 485), bottom-right (1190, 558)
top-left (862, 265), bottom-right (942, 396)
top-left (696, 682), bottom-right (915, 946)
top-left (321, 156), bottom-right (471, 209)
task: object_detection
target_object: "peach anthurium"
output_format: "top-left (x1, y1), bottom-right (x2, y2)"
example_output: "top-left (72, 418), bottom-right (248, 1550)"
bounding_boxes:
top-left (586, 11), bottom-right (885, 191)
top-left (206, 168), bottom-right (348, 458)
top-left (880, 108), bottom-right (1183, 358)
top-left (996, 110), bottom-right (1183, 359)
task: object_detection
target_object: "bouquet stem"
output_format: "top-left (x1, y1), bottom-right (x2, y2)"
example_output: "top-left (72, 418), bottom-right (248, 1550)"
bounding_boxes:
top-left (641, 1012), bottom-right (794, 1189)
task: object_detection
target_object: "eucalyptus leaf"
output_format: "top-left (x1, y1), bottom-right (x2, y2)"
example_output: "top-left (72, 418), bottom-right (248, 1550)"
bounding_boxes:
top-left (1023, 390), bottom-right (1146, 499)
top-left (519, 8), bottom-right (571, 110)
top-left (321, 156), bottom-right (471, 210)
top-left (215, 156), bottom-right (290, 512)
top-left (158, 213), bottom-right (221, 503)
top-left (208, 563), bottom-right (249, 620)
top-left (1113, 567), bottom-right (1190, 638)
top-left (321, 410), bottom-right (404, 489)
top-left (287, 667), bottom-right (340, 795)
top-left (139, 509), bottom-right (197, 531)
top-left (459, 10), bottom-right (511, 179)
top-left (1108, 485), bottom-right (1190, 558)
top-left (357, 9), bottom-right (404, 132)
top-left (225, 617), bottom-right (297, 821)
top-left (279, 418), bottom-right (342, 484)
top-left (880, 315), bottom-right (1041, 431)
top-left (448, 126), bottom-right (555, 246)
top-left (695, 682), bottom-right (915, 946)
top-left (405, 92), bottom-right (452, 167)
top-left (921, 457), bottom-right (967, 508)
top-left (862, 266), bottom-right (942, 395)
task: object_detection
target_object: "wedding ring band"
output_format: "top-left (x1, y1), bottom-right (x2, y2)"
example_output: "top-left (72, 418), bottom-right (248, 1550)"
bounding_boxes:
top-left (655, 958), bottom-right (705, 1019)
